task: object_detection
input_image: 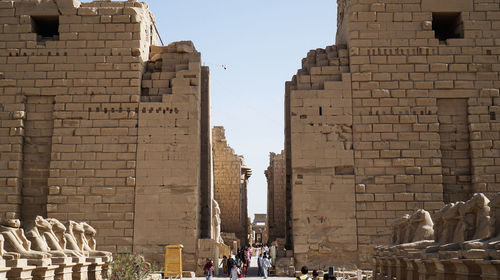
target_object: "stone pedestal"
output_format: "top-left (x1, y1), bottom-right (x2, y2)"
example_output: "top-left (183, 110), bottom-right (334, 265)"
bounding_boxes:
top-left (0, 259), bottom-right (11, 279)
top-left (86, 257), bottom-right (104, 280)
top-left (6, 259), bottom-right (36, 280)
top-left (450, 259), bottom-right (481, 280)
top-left (432, 259), bottom-right (456, 280)
top-left (27, 259), bottom-right (58, 280)
top-left (394, 257), bottom-right (407, 280)
top-left (373, 257), bottom-right (381, 280)
top-left (100, 255), bottom-right (112, 279)
top-left (415, 259), bottom-right (436, 280)
top-left (388, 257), bottom-right (397, 280)
top-left (404, 258), bottom-right (419, 280)
top-left (478, 260), bottom-right (500, 280)
top-left (488, 248), bottom-right (500, 260)
top-left (380, 257), bottom-right (389, 279)
top-left (51, 257), bottom-right (75, 280)
top-left (462, 249), bottom-right (487, 260)
top-left (72, 257), bottom-right (91, 280)
top-left (438, 250), bottom-right (460, 259)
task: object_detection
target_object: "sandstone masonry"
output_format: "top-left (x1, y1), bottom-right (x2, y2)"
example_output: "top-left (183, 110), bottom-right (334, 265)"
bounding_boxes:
top-left (265, 151), bottom-right (286, 245)
top-left (212, 126), bottom-right (251, 246)
top-left (285, 0), bottom-right (500, 269)
top-left (0, 0), bottom-right (216, 270)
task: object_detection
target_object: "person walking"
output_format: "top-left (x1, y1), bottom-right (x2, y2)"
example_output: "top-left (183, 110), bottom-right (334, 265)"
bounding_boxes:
top-left (312, 270), bottom-right (319, 280)
top-left (262, 254), bottom-right (272, 279)
top-left (222, 256), bottom-right (228, 275)
top-left (227, 257), bottom-right (235, 277)
top-left (297, 266), bottom-right (310, 280)
top-left (257, 253), bottom-right (263, 276)
top-left (243, 253), bottom-right (248, 277)
top-left (203, 258), bottom-right (214, 280)
top-left (230, 263), bottom-right (241, 280)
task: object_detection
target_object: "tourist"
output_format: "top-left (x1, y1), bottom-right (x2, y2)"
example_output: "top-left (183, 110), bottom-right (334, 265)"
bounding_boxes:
top-left (323, 273), bottom-right (329, 280)
top-left (227, 257), bottom-right (235, 277)
top-left (239, 249), bottom-right (245, 272)
top-left (245, 248), bottom-right (251, 267)
top-left (243, 261), bottom-right (248, 277)
top-left (243, 252), bottom-right (248, 277)
top-left (312, 270), bottom-right (319, 280)
top-left (257, 253), bottom-right (263, 276)
top-left (297, 266), bottom-right (310, 280)
top-left (203, 258), bottom-right (214, 280)
top-left (235, 250), bottom-right (241, 267)
top-left (222, 255), bottom-right (228, 275)
top-left (230, 263), bottom-right (241, 280)
top-left (262, 253), bottom-right (272, 279)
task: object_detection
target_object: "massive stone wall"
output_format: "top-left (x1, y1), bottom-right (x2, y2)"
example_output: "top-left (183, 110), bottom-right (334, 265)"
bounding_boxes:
top-left (285, 46), bottom-right (358, 268)
top-left (133, 43), bottom-right (211, 268)
top-left (212, 126), bottom-right (250, 246)
top-left (0, 0), bottom-right (213, 270)
top-left (285, 0), bottom-right (500, 269)
top-left (265, 151), bottom-right (286, 244)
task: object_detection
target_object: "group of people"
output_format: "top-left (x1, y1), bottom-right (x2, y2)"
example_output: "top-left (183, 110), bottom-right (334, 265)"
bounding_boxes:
top-left (204, 253), bottom-right (339, 280)
top-left (257, 252), bottom-right (272, 279)
top-left (298, 266), bottom-right (334, 280)
top-left (203, 246), bottom-right (273, 280)
top-left (224, 247), bottom-right (252, 279)
top-left (204, 253), bottom-right (338, 280)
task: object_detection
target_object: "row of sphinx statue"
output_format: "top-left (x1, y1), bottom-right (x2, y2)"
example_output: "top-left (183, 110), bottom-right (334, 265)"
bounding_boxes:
top-left (374, 192), bottom-right (500, 280)
top-left (0, 216), bottom-right (112, 280)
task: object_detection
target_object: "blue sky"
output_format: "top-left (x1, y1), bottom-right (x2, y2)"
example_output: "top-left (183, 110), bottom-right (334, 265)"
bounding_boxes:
top-left (83, 0), bottom-right (337, 217)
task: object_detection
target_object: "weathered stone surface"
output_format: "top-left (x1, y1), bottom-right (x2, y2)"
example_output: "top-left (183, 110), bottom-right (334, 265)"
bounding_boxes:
top-left (374, 193), bottom-right (500, 280)
top-left (212, 127), bottom-right (251, 247)
top-left (285, 0), bottom-right (500, 270)
top-left (0, 0), bottom-right (219, 271)
top-left (265, 151), bottom-right (286, 245)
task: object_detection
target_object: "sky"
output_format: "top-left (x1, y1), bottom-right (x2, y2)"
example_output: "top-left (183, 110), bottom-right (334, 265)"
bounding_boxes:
top-left (85, 0), bottom-right (338, 218)
top-left (145, 0), bottom-right (337, 218)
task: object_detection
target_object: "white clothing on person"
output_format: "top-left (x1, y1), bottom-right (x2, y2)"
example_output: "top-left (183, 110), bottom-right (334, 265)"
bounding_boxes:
top-left (230, 267), bottom-right (241, 280)
top-left (262, 257), bottom-right (272, 279)
top-left (257, 256), bottom-right (263, 276)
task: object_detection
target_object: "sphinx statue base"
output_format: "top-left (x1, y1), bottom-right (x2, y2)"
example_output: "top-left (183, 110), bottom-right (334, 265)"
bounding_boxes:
top-left (0, 259), bottom-right (10, 279)
top-left (87, 257), bottom-right (104, 280)
top-left (6, 259), bottom-right (36, 280)
top-left (477, 260), bottom-right (500, 280)
top-left (71, 257), bottom-right (91, 280)
top-left (27, 258), bottom-right (58, 280)
top-left (52, 257), bottom-right (76, 280)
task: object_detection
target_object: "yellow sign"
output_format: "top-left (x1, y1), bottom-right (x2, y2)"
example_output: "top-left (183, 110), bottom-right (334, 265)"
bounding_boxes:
top-left (164, 244), bottom-right (183, 279)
